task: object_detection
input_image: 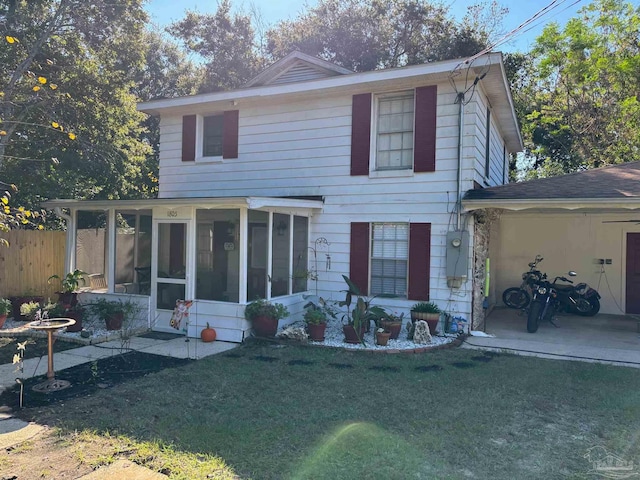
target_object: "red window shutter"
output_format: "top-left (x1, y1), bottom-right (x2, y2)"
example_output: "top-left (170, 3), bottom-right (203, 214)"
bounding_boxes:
top-left (408, 223), bottom-right (431, 301)
top-left (350, 222), bottom-right (370, 295)
top-left (181, 115), bottom-right (196, 162)
top-left (350, 93), bottom-right (371, 176)
top-left (414, 86), bottom-right (437, 172)
top-left (223, 110), bottom-right (239, 159)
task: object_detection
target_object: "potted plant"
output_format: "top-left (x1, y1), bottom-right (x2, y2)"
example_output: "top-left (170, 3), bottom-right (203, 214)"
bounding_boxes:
top-left (244, 298), bottom-right (289, 337)
top-left (90, 298), bottom-right (129, 330)
top-left (304, 308), bottom-right (328, 342)
top-left (411, 302), bottom-right (440, 335)
top-left (375, 327), bottom-right (391, 346)
top-left (0, 298), bottom-right (12, 328)
top-left (19, 301), bottom-right (43, 322)
top-left (201, 322), bottom-right (216, 342)
top-left (10, 291), bottom-right (44, 321)
top-left (47, 269), bottom-right (86, 307)
top-left (339, 276), bottom-right (384, 344)
top-left (381, 311), bottom-right (405, 340)
top-left (47, 302), bottom-right (84, 332)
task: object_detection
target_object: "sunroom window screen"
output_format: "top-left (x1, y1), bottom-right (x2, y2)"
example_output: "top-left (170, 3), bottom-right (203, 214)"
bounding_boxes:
top-left (376, 92), bottom-right (414, 170)
top-left (371, 223), bottom-right (408, 296)
top-left (203, 115), bottom-right (223, 157)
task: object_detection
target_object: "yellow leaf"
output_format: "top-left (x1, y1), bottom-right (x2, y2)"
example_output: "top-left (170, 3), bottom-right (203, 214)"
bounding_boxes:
top-left (59, 125), bottom-right (64, 132)
top-left (10, 184), bottom-right (17, 192)
top-left (21, 218), bottom-right (28, 224)
top-left (0, 92), bottom-right (4, 97)
top-left (0, 131), bottom-right (6, 136)
top-left (51, 121), bottom-right (59, 129)
top-left (17, 206), bottom-right (24, 212)
top-left (3, 206), bottom-right (9, 214)
top-left (1, 197), bottom-right (7, 205)
top-left (6, 36), bottom-right (16, 44)
top-left (38, 77), bottom-right (47, 84)
top-left (68, 132), bottom-right (76, 140)
top-left (32, 85), bottom-right (40, 92)
top-left (50, 84), bottom-right (58, 90)
top-left (12, 354), bottom-right (20, 364)
top-left (38, 225), bottom-right (44, 230)
top-left (25, 210), bottom-right (31, 218)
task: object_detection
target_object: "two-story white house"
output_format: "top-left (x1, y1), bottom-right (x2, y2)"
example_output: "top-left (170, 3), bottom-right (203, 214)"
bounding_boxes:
top-left (45, 51), bottom-right (523, 342)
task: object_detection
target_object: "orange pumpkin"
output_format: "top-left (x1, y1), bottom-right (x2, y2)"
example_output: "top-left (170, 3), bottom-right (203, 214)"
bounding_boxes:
top-left (201, 323), bottom-right (216, 342)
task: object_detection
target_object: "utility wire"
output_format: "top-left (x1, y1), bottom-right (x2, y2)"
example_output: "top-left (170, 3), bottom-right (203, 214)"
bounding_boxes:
top-left (463, 0), bottom-right (585, 65)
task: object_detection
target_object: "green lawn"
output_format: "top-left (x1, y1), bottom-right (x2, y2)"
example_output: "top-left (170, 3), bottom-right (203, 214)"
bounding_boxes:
top-left (14, 342), bottom-right (640, 479)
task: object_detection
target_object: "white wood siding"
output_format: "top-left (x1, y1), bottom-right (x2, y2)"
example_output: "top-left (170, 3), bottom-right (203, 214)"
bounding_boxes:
top-left (468, 87), bottom-right (510, 187)
top-left (155, 81), bottom-right (516, 320)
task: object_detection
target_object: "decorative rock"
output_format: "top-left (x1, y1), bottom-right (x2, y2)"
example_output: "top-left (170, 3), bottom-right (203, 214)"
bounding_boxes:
top-left (413, 320), bottom-right (432, 345)
top-left (277, 326), bottom-right (308, 342)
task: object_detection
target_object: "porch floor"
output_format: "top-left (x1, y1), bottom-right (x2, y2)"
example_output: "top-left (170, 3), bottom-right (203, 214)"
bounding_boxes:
top-left (463, 307), bottom-right (640, 368)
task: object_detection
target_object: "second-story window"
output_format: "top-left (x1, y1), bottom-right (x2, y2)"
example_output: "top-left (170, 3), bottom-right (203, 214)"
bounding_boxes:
top-left (203, 114), bottom-right (224, 157)
top-left (375, 91), bottom-right (414, 171)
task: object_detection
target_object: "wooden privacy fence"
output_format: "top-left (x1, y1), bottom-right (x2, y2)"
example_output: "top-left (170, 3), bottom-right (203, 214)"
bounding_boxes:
top-left (0, 230), bottom-right (66, 299)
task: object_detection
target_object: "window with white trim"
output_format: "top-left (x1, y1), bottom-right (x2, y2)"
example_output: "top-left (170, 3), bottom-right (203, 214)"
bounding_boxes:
top-left (375, 91), bottom-right (414, 171)
top-left (203, 114), bottom-right (224, 157)
top-left (370, 223), bottom-right (408, 296)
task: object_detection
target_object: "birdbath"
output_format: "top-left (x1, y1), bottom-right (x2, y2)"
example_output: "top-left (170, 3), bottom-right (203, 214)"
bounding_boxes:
top-left (28, 317), bottom-right (76, 393)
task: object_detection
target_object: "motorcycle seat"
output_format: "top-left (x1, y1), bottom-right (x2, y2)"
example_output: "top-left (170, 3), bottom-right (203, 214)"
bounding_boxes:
top-left (554, 284), bottom-right (574, 291)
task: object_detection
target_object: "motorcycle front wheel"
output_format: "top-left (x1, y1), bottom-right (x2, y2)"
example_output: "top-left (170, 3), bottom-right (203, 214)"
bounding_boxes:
top-left (576, 296), bottom-right (600, 317)
top-left (503, 287), bottom-right (530, 309)
top-left (527, 301), bottom-right (542, 333)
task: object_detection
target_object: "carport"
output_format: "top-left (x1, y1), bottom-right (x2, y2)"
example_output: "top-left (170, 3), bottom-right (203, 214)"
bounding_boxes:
top-left (464, 308), bottom-right (640, 368)
top-left (461, 162), bottom-right (640, 365)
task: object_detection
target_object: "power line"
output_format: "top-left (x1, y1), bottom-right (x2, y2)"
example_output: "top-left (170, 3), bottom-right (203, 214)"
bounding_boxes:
top-left (464, 0), bottom-right (585, 64)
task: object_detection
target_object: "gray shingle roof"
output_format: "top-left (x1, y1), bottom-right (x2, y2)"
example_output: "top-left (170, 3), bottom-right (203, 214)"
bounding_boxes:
top-left (464, 161), bottom-right (640, 201)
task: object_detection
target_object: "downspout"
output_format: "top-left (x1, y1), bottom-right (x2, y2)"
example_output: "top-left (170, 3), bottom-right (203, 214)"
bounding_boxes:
top-left (456, 92), bottom-right (465, 230)
top-left (54, 207), bottom-right (74, 274)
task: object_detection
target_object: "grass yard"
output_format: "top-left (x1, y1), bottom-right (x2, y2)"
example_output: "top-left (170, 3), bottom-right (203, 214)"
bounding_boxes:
top-left (2, 342), bottom-right (640, 479)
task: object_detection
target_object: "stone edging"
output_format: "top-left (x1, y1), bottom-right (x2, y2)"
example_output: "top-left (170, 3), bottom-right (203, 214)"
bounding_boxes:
top-left (245, 334), bottom-right (467, 353)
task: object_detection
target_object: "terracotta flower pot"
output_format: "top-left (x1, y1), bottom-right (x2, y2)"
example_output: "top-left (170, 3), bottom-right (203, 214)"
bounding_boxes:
top-left (57, 292), bottom-right (79, 308)
top-left (387, 322), bottom-right (402, 339)
top-left (65, 311), bottom-right (83, 332)
top-left (0, 314), bottom-right (6, 329)
top-left (307, 322), bottom-right (327, 342)
top-left (343, 324), bottom-right (366, 344)
top-left (105, 312), bottom-right (123, 330)
top-left (376, 331), bottom-right (391, 346)
top-left (252, 315), bottom-right (279, 337)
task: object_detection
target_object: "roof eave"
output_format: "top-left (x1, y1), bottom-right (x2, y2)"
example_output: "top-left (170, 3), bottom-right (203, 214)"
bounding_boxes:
top-left (462, 198), bottom-right (640, 212)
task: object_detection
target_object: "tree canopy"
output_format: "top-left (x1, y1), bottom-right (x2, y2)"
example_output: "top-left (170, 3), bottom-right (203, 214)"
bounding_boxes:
top-left (517, 0), bottom-right (640, 177)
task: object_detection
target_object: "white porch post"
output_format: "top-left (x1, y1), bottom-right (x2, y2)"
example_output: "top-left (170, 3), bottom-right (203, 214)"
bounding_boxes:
top-left (239, 208), bottom-right (248, 304)
top-left (267, 211), bottom-right (273, 300)
top-left (288, 214), bottom-right (294, 295)
top-left (107, 208), bottom-right (116, 293)
top-left (68, 209), bottom-right (77, 272)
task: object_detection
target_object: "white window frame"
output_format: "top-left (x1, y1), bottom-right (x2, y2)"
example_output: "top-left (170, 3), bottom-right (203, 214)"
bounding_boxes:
top-left (195, 114), bottom-right (224, 163)
top-left (370, 222), bottom-right (409, 298)
top-left (369, 90), bottom-right (415, 178)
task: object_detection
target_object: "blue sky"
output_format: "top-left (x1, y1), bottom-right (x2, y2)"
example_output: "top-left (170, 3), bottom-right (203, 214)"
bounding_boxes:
top-left (144, 0), bottom-right (606, 53)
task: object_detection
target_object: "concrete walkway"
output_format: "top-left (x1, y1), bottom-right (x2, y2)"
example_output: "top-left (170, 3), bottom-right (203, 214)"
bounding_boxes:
top-left (464, 307), bottom-right (640, 368)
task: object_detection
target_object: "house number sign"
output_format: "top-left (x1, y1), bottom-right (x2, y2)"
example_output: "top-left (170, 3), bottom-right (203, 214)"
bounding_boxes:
top-left (167, 210), bottom-right (178, 217)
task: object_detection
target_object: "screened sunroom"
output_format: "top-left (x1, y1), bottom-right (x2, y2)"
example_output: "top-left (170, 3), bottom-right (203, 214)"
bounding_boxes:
top-left (44, 197), bottom-right (323, 342)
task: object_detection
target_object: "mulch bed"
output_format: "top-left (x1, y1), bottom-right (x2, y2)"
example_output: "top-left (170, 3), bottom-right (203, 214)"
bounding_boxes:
top-left (0, 336), bottom-right (78, 365)
top-left (0, 351), bottom-right (192, 409)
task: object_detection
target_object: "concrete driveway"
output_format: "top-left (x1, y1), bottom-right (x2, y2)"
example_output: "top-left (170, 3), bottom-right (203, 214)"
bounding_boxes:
top-left (464, 307), bottom-right (640, 368)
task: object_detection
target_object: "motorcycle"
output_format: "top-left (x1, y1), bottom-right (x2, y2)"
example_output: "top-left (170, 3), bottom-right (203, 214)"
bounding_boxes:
top-left (526, 271), bottom-right (601, 333)
top-left (502, 255), bottom-right (544, 309)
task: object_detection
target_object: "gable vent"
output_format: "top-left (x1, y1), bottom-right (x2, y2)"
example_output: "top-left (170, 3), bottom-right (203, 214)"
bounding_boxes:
top-left (270, 63), bottom-right (336, 85)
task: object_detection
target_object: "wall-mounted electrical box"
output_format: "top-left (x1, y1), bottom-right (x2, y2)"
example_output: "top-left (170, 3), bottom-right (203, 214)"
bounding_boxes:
top-left (446, 230), bottom-right (469, 288)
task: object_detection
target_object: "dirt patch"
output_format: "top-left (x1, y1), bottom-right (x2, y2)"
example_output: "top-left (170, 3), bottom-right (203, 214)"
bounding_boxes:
top-left (0, 351), bottom-right (191, 410)
top-left (415, 365), bottom-right (443, 372)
